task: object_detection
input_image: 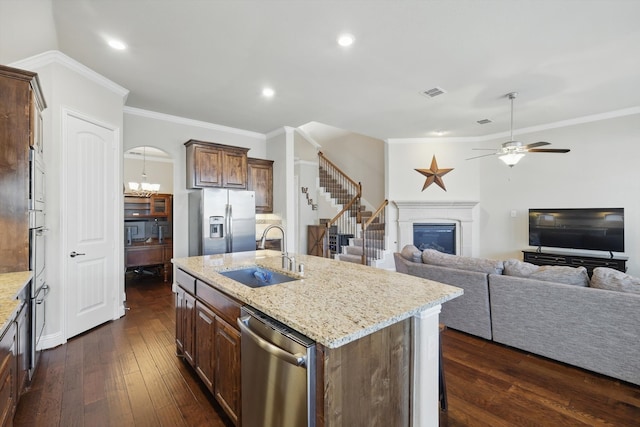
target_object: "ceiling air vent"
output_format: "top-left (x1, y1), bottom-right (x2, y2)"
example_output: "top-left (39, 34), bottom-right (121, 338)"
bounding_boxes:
top-left (420, 87), bottom-right (447, 98)
top-left (477, 118), bottom-right (493, 124)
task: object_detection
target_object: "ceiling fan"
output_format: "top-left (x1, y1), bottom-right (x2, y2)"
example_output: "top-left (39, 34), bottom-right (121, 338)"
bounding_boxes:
top-left (467, 92), bottom-right (570, 167)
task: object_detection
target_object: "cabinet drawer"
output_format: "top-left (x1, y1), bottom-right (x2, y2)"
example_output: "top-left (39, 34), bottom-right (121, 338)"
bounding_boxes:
top-left (125, 246), bottom-right (164, 267)
top-left (176, 269), bottom-right (196, 294)
top-left (196, 281), bottom-right (241, 328)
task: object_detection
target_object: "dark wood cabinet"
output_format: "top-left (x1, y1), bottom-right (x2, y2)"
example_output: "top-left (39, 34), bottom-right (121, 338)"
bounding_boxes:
top-left (0, 65), bottom-right (46, 274)
top-left (522, 250), bottom-right (628, 277)
top-left (195, 301), bottom-right (216, 391)
top-left (175, 269), bottom-right (242, 425)
top-left (175, 284), bottom-right (196, 366)
top-left (214, 317), bottom-right (241, 425)
top-left (0, 321), bottom-right (16, 427)
top-left (248, 157), bottom-right (274, 213)
top-left (185, 140), bottom-right (249, 190)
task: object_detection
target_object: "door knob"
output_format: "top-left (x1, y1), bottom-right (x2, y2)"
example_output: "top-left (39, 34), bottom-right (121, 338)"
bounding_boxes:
top-left (69, 251), bottom-right (86, 258)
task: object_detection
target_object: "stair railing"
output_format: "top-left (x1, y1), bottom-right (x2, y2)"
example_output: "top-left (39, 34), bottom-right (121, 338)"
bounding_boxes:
top-left (318, 152), bottom-right (362, 258)
top-left (360, 199), bottom-right (388, 265)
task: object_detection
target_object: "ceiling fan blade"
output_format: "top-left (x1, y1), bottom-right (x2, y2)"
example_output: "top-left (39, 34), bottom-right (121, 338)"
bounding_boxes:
top-left (466, 152), bottom-right (498, 160)
top-left (524, 141), bottom-right (550, 149)
top-left (528, 148), bottom-right (570, 153)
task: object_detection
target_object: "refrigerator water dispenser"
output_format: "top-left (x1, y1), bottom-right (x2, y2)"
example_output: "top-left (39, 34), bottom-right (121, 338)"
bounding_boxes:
top-left (210, 216), bottom-right (224, 238)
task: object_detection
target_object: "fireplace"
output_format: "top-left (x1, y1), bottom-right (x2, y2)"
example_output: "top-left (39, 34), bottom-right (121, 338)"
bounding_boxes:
top-left (394, 201), bottom-right (479, 257)
top-left (413, 223), bottom-right (456, 254)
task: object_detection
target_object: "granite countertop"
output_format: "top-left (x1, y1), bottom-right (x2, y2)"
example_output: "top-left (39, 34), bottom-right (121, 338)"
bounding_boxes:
top-left (0, 271), bottom-right (32, 332)
top-left (172, 251), bottom-right (462, 348)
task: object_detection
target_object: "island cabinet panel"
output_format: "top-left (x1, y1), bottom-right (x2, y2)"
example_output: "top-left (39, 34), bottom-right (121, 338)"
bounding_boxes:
top-left (195, 302), bottom-right (216, 392)
top-left (247, 157), bottom-right (274, 213)
top-left (175, 286), bottom-right (196, 366)
top-left (214, 317), bottom-right (241, 426)
top-left (316, 318), bottom-right (412, 427)
top-left (185, 139), bottom-right (249, 190)
top-left (174, 269), bottom-right (242, 425)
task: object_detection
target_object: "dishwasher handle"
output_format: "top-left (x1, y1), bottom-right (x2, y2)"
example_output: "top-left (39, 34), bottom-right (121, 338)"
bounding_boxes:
top-left (237, 316), bottom-right (307, 368)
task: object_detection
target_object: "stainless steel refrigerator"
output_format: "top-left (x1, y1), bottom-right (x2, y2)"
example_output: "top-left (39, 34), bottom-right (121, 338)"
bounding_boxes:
top-left (188, 189), bottom-right (256, 256)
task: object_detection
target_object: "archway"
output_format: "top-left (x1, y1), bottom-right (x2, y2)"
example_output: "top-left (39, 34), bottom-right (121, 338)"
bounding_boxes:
top-left (123, 146), bottom-right (174, 285)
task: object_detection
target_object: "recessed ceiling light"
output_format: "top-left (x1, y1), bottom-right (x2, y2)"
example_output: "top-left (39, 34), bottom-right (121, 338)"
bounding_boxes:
top-left (108, 39), bottom-right (127, 50)
top-left (262, 87), bottom-right (275, 98)
top-left (433, 130), bottom-right (448, 136)
top-left (337, 33), bottom-right (355, 47)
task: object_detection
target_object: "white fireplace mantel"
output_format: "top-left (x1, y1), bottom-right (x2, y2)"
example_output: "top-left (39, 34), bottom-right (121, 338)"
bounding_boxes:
top-left (393, 200), bottom-right (479, 257)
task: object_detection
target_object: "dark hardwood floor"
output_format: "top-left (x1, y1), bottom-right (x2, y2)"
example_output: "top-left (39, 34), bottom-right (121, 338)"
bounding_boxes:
top-left (14, 272), bottom-right (233, 427)
top-left (440, 329), bottom-right (640, 427)
top-left (14, 273), bottom-right (640, 426)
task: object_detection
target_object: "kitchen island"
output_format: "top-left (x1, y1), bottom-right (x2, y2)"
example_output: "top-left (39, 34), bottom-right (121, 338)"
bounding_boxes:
top-left (172, 250), bottom-right (462, 427)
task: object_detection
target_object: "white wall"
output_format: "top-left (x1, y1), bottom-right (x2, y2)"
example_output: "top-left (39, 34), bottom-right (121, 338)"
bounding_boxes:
top-left (124, 156), bottom-right (174, 194)
top-left (123, 109), bottom-right (267, 261)
top-left (10, 53), bottom-right (127, 349)
top-left (387, 112), bottom-right (640, 276)
top-left (314, 131), bottom-right (385, 208)
top-left (265, 127), bottom-right (297, 252)
top-left (386, 138), bottom-right (481, 254)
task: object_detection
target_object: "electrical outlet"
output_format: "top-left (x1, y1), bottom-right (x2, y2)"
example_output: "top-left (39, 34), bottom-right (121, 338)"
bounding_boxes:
top-left (510, 209), bottom-right (517, 218)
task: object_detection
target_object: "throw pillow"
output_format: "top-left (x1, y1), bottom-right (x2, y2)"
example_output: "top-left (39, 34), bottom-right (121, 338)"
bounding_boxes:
top-left (421, 249), bottom-right (504, 274)
top-left (503, 259), bottom-right (589, 287)
top-left (400, 245), bottom-right (422, 263)
top-left (591, 267), bottom-right (640, 295)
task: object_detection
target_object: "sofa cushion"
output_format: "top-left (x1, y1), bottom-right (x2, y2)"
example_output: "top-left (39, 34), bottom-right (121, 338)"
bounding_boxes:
top-left (503, 259), bottom-right (589, 287)
top-left (421, 249), bottom-right (504, 274)
top-left (591, 267), bottom-right (640, 295)
top-left (400, 245), bottom-right (422, 263)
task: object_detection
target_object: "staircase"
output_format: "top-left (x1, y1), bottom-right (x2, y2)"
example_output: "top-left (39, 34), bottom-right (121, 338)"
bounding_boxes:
top-left (317, 152), bottom-right (388, 266)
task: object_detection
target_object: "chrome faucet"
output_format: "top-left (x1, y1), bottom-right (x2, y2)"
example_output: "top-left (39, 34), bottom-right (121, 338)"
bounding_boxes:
top-left (258, 224), bottom-right (295, 271)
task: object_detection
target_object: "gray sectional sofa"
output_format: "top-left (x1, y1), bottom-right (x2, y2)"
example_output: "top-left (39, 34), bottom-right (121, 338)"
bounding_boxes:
top-left (394, 246), bottom-right (640, 386)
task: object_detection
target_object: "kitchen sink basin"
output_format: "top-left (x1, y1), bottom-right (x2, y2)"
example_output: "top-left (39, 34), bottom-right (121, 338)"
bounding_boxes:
top-left (219, 267), bottom-right (298, 288)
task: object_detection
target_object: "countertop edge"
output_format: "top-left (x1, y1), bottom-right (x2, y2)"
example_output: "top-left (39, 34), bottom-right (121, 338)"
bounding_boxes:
top-left (172, 253), bottom-right (463, 349)
top-left (0, 271), bottom-right (33, 332)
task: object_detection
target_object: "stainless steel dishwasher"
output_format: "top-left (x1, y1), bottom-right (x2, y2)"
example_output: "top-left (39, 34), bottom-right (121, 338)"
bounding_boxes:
top-left (237, 306), bottom-right (316, 427)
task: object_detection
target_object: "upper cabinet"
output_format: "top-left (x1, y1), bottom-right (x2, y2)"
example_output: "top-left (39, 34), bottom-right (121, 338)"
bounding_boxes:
top-left (185, 140), bottom-right (248, 189)
top-left (247, 158), bottom-right (274, 213)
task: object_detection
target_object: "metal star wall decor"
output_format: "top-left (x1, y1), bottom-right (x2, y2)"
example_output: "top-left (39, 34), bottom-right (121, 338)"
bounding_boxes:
top-left (415, 155), bottom-right (454, 191)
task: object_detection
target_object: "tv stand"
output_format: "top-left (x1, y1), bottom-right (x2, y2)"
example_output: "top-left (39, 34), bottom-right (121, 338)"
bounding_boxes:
top-left (522, 250), bottom-right (627, 277)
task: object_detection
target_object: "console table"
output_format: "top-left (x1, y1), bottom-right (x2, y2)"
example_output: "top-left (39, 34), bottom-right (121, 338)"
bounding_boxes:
top-left (522, 250), bottom-right (627, 277)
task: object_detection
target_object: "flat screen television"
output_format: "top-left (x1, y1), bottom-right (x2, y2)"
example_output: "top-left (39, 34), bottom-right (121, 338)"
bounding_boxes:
top-left (528, 208), bottom-right (624, 253)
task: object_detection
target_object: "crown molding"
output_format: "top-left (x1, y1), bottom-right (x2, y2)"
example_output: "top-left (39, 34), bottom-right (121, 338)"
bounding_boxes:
top-left (123, 106), bottom-right (266, 140)
top-left (9, 50), bottom-right (129, 102)
top-left (387, 106), bottom-right (640, 144)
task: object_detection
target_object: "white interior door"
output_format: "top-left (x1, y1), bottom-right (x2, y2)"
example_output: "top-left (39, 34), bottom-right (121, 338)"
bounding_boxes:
top-left (64, 111), bottom-right (120, 339)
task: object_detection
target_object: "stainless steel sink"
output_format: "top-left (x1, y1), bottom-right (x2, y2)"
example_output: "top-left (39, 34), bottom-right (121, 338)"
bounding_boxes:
top-left (219, 267), bottom-right (298, 288)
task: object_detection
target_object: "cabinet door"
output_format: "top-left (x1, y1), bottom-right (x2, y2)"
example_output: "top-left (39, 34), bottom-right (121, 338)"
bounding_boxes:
top-left (195, 302), bottom-right (216, 392)
top-left (175, 288), bottom-right (185, 354)
top-left (193, 145), bottom-right (223, 188)
top-left (214, 317), bottom-right (241, 425)
top-left (248, 158), bottom-right (274, 213)
top-left (222, 150), bottom-right (248, 189)
top-left (150, 194), bottom-right (172, 219)
top-left (176, 289), bottom-right (196, 366)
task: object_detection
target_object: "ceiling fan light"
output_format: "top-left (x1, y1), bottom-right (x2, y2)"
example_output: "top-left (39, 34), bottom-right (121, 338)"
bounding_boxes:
top-left (499, 153), bottom-right (525, 167)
